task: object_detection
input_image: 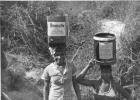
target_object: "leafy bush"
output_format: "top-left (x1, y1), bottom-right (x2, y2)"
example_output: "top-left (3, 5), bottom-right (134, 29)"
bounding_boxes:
top-left (1, 1), bottom-right (140, 99)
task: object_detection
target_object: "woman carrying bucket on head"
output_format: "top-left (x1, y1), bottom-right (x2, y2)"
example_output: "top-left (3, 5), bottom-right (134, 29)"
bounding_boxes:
top-left (76, 33), bottom-right (132, 100)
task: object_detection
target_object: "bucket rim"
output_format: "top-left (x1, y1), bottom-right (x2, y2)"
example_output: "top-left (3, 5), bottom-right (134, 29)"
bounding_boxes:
top-left (93, 32), bottom-right (116, 41)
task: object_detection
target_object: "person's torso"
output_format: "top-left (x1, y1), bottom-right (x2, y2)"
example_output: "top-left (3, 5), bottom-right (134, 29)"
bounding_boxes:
top-left (47, 62), bottom-right (74, 100)
top-left (95, 79), bottom-right (117, 98)
top-left (98, 81), bottom-right (116, 97)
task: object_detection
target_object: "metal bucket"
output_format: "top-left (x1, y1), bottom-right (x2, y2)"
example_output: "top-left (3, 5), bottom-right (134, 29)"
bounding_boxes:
top-left (93, 32), bottom-right (116, 65)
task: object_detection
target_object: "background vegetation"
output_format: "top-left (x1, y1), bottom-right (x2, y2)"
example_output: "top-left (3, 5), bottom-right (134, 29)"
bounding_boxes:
top-left (1, 1), bottom-right (140, 100)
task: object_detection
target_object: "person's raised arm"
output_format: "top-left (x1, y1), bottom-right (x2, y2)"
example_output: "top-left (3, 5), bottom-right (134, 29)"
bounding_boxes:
top-left (76, 59), bottom-right (95, 80)
top-left (43, 79), bottom-right (50, 100)
top-left (76, 59), bottom-right (99, 87)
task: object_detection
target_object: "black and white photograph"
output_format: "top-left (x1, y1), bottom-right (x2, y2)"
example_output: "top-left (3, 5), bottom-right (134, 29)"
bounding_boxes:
top-left (1, 0), bottom-right (140, 100)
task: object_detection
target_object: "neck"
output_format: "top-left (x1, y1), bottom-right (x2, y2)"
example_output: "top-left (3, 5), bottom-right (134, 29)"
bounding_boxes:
top-left (54, 62), bottom-right (66, 67)
top-left (102, 79), bottom-right (110, 84)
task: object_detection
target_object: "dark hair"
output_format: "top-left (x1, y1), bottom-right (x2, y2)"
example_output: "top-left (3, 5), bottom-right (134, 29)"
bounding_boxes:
top-left (100, 65), bottom-right (112, 72)
top-left (49, 43), bottom-right (66, 48)
top-left (49, 43), bottom-right (66, 52)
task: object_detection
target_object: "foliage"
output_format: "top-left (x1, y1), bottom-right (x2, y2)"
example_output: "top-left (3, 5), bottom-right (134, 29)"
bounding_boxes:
top-left (1, 1), bottom-right (53, 60)
top-left (1, 1), bottom-right (140, 100)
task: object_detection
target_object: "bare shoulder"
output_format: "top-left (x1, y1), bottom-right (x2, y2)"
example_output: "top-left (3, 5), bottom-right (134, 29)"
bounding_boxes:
top-left (112, 79), bottom-right (127, 93)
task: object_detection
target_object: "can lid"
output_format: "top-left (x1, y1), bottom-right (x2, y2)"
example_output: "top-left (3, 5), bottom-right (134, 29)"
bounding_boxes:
top-left (47, 16), bottom-right (66, 22)
top-left (93, 33), bottom-right (116, 41)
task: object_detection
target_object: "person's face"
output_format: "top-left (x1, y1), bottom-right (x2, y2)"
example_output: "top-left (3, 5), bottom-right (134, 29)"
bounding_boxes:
top-left (101, 68), bottom-right (112, 82)
top-left (53, 51), bottom-right (66, 66)
top-left (49, 46), bottom-right (66, 66)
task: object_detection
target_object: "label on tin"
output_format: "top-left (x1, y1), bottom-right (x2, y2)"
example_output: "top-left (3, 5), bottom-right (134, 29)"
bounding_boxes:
top-left (48, 22), bottom-right (66, 36)
top-left (99, 42), bottom-right (113, 59)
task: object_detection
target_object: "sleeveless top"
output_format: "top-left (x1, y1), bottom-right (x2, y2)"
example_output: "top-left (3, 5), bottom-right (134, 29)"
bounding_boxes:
top-left (98, 81), bottom-right (116, 97)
